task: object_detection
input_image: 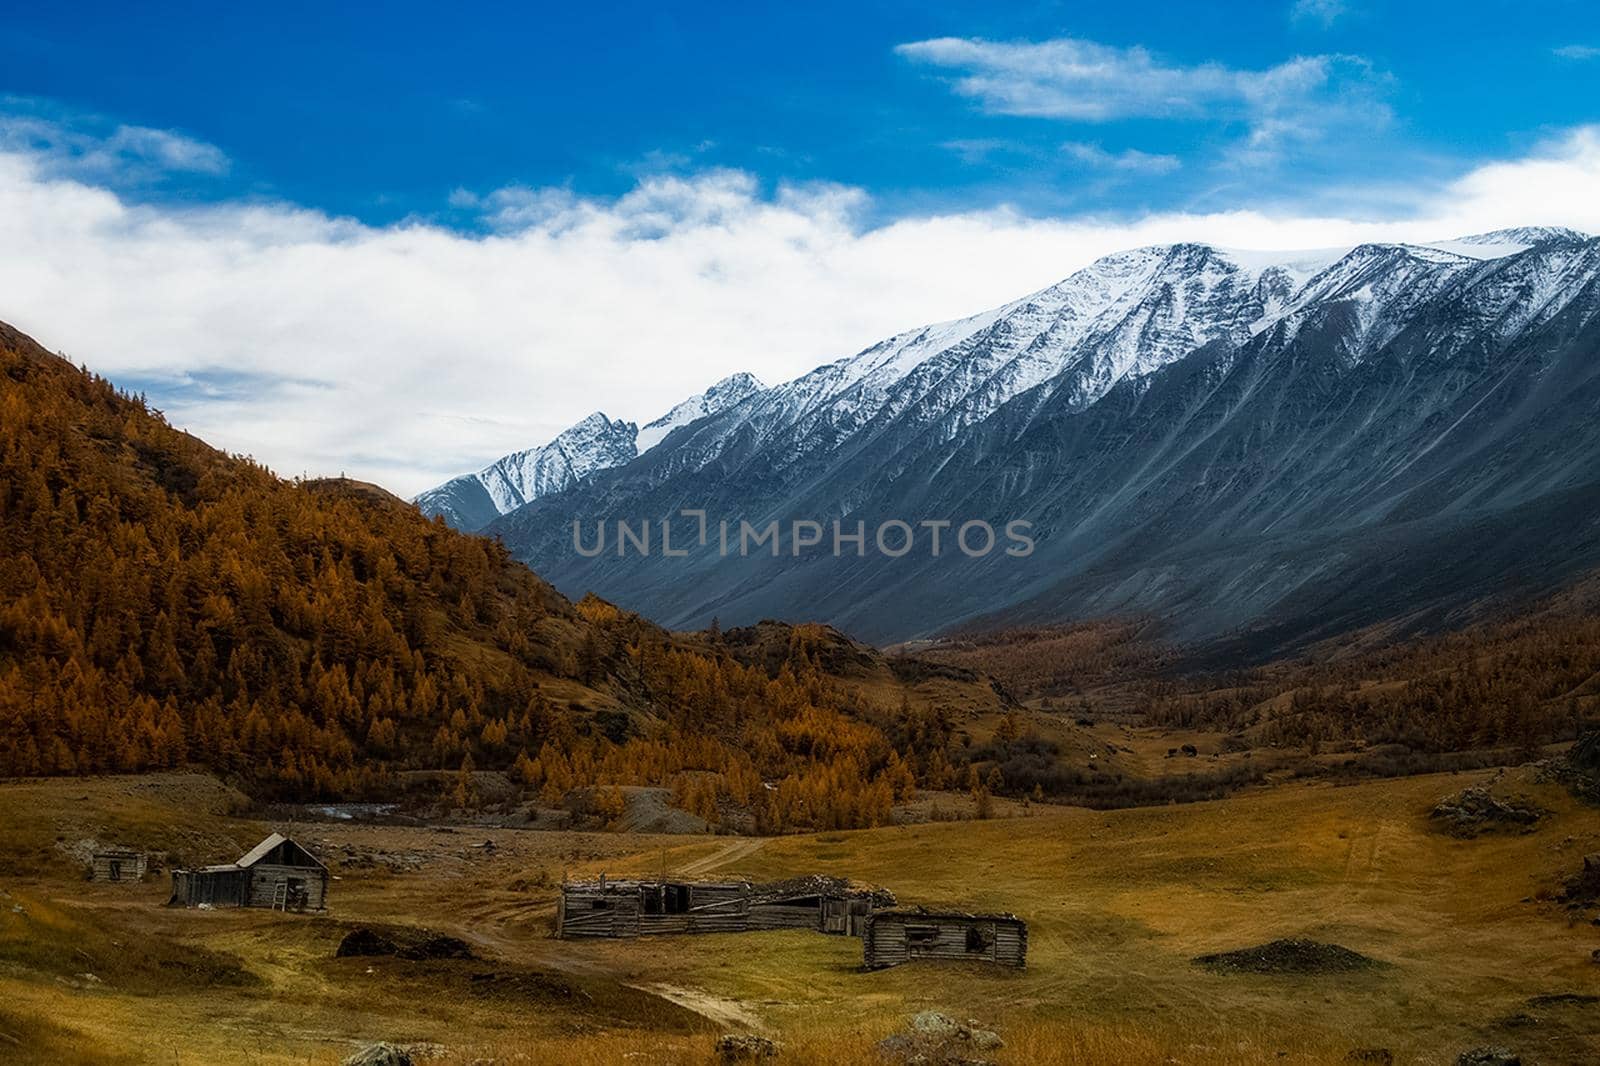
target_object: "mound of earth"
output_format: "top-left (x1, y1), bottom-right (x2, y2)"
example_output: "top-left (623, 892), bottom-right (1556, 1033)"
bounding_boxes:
top-left (1194, 938), bottom-right (1380, 975)
top-left (1430, 785), bottom-right (1546, 837)
top-left (335, 926), bottom-right (475, 961)
top-left (611, 786), bottom-right (713, 834)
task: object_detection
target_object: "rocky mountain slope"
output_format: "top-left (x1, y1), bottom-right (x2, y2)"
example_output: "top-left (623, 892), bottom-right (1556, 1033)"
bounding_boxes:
top-left (486, 227), bottom-right (1600, 654)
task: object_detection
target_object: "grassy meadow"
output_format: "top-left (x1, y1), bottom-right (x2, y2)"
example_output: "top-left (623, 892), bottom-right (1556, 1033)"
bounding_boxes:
top-left (2, 768), bottom-right (1598, 1064)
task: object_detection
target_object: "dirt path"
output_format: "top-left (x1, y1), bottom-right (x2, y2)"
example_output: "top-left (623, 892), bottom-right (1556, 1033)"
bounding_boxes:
top-left (674, 836), bottom-right (765, 877)
top-left (638, 982), bottom-right (769, 1033)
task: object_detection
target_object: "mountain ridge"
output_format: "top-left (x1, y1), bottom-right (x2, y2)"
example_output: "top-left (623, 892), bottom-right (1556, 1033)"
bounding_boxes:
top-left (416, 372), bottom-right (765, 530)
top-left (481, 227), bottom-right (1600, 654)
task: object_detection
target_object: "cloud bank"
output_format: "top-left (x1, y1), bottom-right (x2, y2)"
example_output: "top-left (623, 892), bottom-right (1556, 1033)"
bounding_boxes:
top-left (894, 36), bottom-right (1387, 157)
top-left (2, 118), bottom-right (1599, 498)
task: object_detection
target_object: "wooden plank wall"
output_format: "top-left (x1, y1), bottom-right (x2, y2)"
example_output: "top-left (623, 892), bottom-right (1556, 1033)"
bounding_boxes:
top-left (247, 864), bottom-right (328, 911)
top-left (91, 853), bottom-right (147, 883)
top-left (864, 916), bottom-right (1027, 969)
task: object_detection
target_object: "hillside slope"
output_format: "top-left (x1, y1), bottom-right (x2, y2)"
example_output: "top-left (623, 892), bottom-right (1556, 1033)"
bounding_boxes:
top-left (0, 323), bottom-right (1007, 824)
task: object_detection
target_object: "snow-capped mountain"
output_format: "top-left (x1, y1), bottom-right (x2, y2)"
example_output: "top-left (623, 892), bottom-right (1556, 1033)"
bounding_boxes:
top-left (415, 412), bottom-right (637, 531)
top-left (417, 372), bottom-right (766, 530)
top-left (637, 371), bottom-right (765, 452)
top-left (483, 227), bottom-right (1600, 653)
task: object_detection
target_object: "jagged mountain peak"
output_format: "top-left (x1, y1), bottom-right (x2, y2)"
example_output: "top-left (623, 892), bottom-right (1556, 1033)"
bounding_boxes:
top-left (416, 374), bottom-right (771, 529)
top-left (637, 371), bottom-right (766, 452)
top-left (413, 411), bottom-right (638, 529)
top-left (1451, 225), bottom-right (1589, 246)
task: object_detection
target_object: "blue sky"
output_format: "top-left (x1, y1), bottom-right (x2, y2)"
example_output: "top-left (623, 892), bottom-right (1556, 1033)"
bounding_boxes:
top-left (7, 0), bottom-right (1598, 225)
top-left (2, 2), bottom-right (1600, 495)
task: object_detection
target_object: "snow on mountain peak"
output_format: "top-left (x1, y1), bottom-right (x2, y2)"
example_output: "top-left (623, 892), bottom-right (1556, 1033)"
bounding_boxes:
top-left (637, 371), bottom-right (766, 453)
top-left (472, 411), bottom-right (638, 515)
top-left (424, 224), bottom-right (1595, 533)
top-left (1428, 226), bottom-right (1589, 260)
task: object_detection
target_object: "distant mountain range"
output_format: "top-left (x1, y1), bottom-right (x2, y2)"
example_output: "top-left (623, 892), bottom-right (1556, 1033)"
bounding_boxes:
top-left (423, 226), bottom-right (1600, 653)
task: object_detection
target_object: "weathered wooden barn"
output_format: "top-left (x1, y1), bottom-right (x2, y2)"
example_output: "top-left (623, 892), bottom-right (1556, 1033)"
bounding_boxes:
top-left (555, 874), bottom-right (893, 939)
top-left (863, 909), bottom-right (1027, 970)
top-left (169, 833), bottom-right (329, 912)
top-left (90, 849), bottom-right (147, 883)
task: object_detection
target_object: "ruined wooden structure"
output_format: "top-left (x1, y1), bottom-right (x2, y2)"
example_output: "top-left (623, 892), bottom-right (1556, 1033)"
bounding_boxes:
top-left (169, 833), bottom-right (329, 912)
top-left (863, 909), bottom-right (1027, 970)
top-left (90, 849), bottom-right (147, 883)
top-left (556, 874), bottom-right (893, 939)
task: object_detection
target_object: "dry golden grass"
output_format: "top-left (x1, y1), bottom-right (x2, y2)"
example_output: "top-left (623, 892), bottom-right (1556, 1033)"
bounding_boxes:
top-left (3, 768), bottom-right (1598, 1064)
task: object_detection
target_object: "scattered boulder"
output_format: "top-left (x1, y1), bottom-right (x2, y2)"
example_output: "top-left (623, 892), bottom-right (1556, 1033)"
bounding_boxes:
top-left (1559, 854), bottom-right (1600, 905)
top-left (910, 1011), bottom-right (964, 1041)
top-left (965, 1028), bottom-right (1003, 1052)
top-left (1180, 744), bottom-right (1199, 757)
top-left (343, 1044), bottom-right (412, 1066)
top-left (715, 1033), bottom-right (778, 1062)
top-left (1456, 1048), bottom-right (1520, 1066)
top-left (877, 1011), bottom-right (1002, 1065)
top-left (1430, 786), bottom-right (1545, 837)
top-left (335, 926), bottom-right (475, 961)
top-left (1569, 730), bottom-right (1600, 774)
top-left (1541, 729), bottom-right (1600, 802)
top-left (1194, 938), bottom-right (1380, 975)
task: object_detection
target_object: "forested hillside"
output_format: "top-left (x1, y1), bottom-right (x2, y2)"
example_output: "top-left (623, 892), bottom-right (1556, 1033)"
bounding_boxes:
top-left (0, 323), bottom-right (983, 826)
top-left (920, 601), bottom-right (1600, 760)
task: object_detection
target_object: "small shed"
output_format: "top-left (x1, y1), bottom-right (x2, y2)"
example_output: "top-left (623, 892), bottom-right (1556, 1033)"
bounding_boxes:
top-left (169, 833), bottom-right (329, 912)
top-left (863, 909), bottom-right (1027, 970)
top-left (90, 849), bottom-right (148, 883)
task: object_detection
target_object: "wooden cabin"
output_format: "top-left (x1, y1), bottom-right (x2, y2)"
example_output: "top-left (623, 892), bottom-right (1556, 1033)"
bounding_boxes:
top-left (556, 874), bottom-right (893, 939)
top-left (90, 849), bottom-right (147, 883)
top-left (169, 833), bottom-right (329, 912)
top-left (863, 909), bottom-right (1027, 970)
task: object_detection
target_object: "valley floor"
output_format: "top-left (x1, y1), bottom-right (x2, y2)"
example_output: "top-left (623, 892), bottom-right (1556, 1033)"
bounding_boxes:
top-left (3, 769), bottom-right (1599, 1064)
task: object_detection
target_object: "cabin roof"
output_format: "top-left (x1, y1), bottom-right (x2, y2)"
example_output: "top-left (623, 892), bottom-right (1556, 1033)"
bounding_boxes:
top-left (561, 875), bottom-right (891, 903)
top-left (239, 832), bottom-right (326, 870)
top-left (747, 874), bottom-right (895, 906)
top-left (92, 848), bottom-right (143, 858)
top-left (872, 907), bottom-right (1024, 923)
top-left (563, 878), bottom-right (748, 893)
top-left (172, 834), bottom-right (325, 876)
top-left (235, 833), bottom-right (289, 867)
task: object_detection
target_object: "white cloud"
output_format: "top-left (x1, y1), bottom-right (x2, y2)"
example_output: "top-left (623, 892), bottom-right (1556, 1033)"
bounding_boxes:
top-left (2, 119), bottom-right (1599, 499)
top-left (895, 36), bottom-right (1386, 156)
top-left (1292, 0), bottom-right (1348, 27)
top-left (939, 138), bottom-right (1020, 164)
top-left (0, 103), bottom-right (228, 182)
top-left (1061, 142), bottom-right (1181, 174)
top-left (1554, 44), bottom-right (1600, 61)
